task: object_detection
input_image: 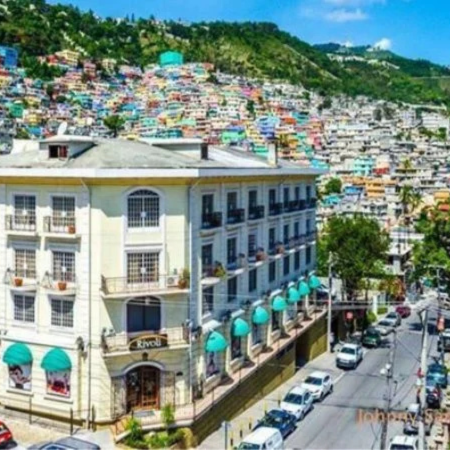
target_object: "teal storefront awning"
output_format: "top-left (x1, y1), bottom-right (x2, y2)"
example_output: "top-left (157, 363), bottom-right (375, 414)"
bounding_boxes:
top-left (287, 287), bottom-right (301, 304)
top-left (252, 306), bottom-right (270, 325)
top-left (205, 331), bottom-right (228, 353)
top-left (309, 275), bottom-right (321, 290)
top-left (232, 318), bottom-right (250, 337)
top-left (272, 295), bottom-right (288, 312)
top-left (3, 343), bottom-right (33, 366)
top-left (41, 348), bottom-right (72, 372)
top-left (298, 281), bottom-right (311, 297)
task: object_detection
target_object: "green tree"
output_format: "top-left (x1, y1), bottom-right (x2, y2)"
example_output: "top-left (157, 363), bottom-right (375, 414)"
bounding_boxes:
top-left (319, 216), bottom-right (390, 301)
top-left (103, 115), bottom-right (125, 138)
top-left (246, 100), bottom-right (255, 117)
top-left (323, 178), bottom-right (342, 195)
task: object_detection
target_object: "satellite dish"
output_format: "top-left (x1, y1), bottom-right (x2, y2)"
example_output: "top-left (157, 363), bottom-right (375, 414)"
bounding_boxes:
top-left (57, 121), bottom-right (68, 136)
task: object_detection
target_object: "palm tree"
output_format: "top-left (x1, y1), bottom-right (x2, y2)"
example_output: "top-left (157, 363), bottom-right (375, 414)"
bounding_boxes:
top-left (401, 158), bottom-right (413, 171)
top-left (410, 191), bottom-right (423, 214)
top-left (399, 185), bottom-right (414, 216)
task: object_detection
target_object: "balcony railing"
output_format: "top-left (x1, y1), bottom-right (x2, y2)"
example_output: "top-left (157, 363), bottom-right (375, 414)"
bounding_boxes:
top-left (202, 262), bottom-right (226, 279)
top-left (227, 256), bottom-right (246, 272)
top-left (226, 208), bottom-right (245, 225)
top-left (306, 198), bottom-right (318, 209)
top-left (5, 214), bottom-right (36, 232)
top-left (44, 216), bottom-right (76, 234)
top-left (269, 203), bottom-right (283, 216)
top-left (101, 327), bottom-right (189, 354)
top-left (306, 230), bottom-right (318, 241)
top-left (201, 212), bottom-right (223, 230)
top-left (101, 274), bottom-right (185, 296)
top-left (248, 205), bottom-right (265, 221)
top-left (5, 269), bottom-right (38, 289)
top-left (41, 272), bottom-right (77, 292)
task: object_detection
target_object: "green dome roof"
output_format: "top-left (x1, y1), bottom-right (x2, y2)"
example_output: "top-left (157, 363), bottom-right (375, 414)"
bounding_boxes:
top-left (41, 348), bottom-right (72, 372)
top-left (252, 306), bottom-right (270, 325)
top-left (298, 281), bottom-right (310, 297)
top-left (232, 318), bottom-right (250, 337)
top-left (287, 287), bottom-right (301, 304)
top-left (309, 275), bottom-right (321, 290)
top-left (3, 343), bottom-right (33, 366)
top-left (204, 331), bottom-right (228, 353)
top-left (272, 295), bottom-right (288, 312)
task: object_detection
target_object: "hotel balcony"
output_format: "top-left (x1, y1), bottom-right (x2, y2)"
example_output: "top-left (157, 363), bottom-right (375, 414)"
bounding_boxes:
top-left (201, 263), bottom-right (225, 286)
top-left (41, 272), bottom-right (77, 296)
top-left (5, 269), bottom-right (38, 292)
top-left (306, 230), bottom-right (318, 242)
top-left (226, 256), bottom-right (247, 276)
top-left (306, 198), bottom-right (318, 209)
top-left (268, 203), bottom-right (283, 217)
top-left (101, 327), bottom-right (189, 355)
top-left (201, 212), bottom-right (223, 230)
top-left (248, 205), bottom-right (265, 221)
top-left (5, 214), bottom-right (37, 236)
top-left (226, 208), bottom-right (245, 225)
top-left (43, 216), bottom-right (79, 239)
top-left (101, 274), bottom-right (188, 298)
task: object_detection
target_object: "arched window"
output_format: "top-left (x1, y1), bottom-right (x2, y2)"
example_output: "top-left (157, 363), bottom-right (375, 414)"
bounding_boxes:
top-left (127, 190), bottom-right (160, 229)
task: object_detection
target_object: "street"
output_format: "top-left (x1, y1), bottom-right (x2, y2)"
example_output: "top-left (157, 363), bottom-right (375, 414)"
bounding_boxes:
top-left (286, 307), bottom-right (437, 449)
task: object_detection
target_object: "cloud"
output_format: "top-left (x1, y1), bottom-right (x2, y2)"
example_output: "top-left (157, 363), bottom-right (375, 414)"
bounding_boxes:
top-left (342, 40), bottom-right (354, 47)
top-left (324, 8), bottom-right (368, 22)
top-left (373, 37), bottom-right (392, 50)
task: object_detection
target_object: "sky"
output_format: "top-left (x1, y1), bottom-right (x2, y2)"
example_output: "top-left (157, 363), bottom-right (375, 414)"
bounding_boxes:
top-left (49, 0), bottom-right (450, 65)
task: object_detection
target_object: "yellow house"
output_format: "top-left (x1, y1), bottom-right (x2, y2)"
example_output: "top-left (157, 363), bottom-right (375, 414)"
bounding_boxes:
top-left (0, 136), bottom-right (323, 428)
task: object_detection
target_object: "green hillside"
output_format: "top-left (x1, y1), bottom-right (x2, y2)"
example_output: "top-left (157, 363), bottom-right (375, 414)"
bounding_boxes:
top-left (0, 0), bottom-right (449, 106)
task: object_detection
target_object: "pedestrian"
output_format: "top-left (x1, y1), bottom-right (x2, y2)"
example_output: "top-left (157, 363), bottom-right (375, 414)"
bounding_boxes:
top-left (330, 331), bottom-right (335, 353)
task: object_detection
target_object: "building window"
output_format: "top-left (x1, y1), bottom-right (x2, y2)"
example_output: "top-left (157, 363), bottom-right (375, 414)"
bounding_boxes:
top-left (49, 145), bottom-right (68, 159)
top-left (202, 194), bottom-right (214, 216)
top-left (127, 252), bottom-right (159, 284)
top-left (203, 287), bottom-right (214, 313)
top-left (227, 238), bottom-right (237, 266)
top-left (269, 261), bottom-right (277, 283)
top-left (252, 323), bottom-right (262, 345)
top-left (13, 195), bottom-right (36, 229)
top-left (306, 185), bottom-right (311, 202)
top-left (52, 196), bottom-right (75, 228)
top-left (272, 310), bottom-right (280, 331)
top-left (231, 335), bottom-right (242, 360)
top-left (306, 246), bottom-right (312, 265)
top-left (127, 189), bottom-right (160, 228)
top-left (202, 244), bottom-right (214, 276)
top-left (227, 277), bottom-right (238, 302)
top-left (248, 190), bottom-right (258, 209)
top-left (127, 297), bottom-right (161, 332)
top-left (283, 255), bottom-right (290, 276)
top-left (249, 269), bottom-right (257, 293)
top-left (294, 221), bottom-right (300, 238)
top-left (283, 187), bottom-right (290, 207)
top-left (294, 186), bottom-right (300, 201)
top-left (206, 352), bottom-right (219, 378)
top-left (227, 192), bottom-right (238, 212)
top-left (53, 251), bottom-right (75, 282)
top-left (13, 294), bottom-right (35, 323)
top-left (283, 224), bottom-right (289, 245)
top-left (269, 228), bottom-right (276, 251)
top-left (268, 189), bottom-right (276, 206)
top-left (248, 233), bottom-right (257, 258)
top-left (51, 298), bottom-right (74, 328)
top-left (294, 251), bottom-right (300, 271)
top-left (14, 248), bottom-right (36, 279)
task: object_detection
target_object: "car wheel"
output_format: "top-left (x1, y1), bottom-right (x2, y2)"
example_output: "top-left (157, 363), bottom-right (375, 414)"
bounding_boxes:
top-left (320, 392), bottom-right (324, 402)
top-left (330, 384), bottom-right (334, 393)
top-left (300, 412), bottom-right (305, 421)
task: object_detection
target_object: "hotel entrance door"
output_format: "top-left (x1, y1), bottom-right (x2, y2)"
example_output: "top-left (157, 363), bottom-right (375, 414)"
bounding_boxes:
top-left (126, 366), bottom-right (160, 411)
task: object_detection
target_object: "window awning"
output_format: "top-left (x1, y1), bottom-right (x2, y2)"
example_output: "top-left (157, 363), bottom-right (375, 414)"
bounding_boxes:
top-left (232, 318), bottom-right (250, 337)
top-left (252, 306), bottom-right (270, 325)
top-left (287, 287), bottom-right (301, 304)
top-left (309, 275), bottom-right (321, 290)
top-left (2, 343), bottom-right (33, 366)
top-left (204, 331), bottom-right (228, 353)
top-left (298, 281), bottom-right (311, 297)
top-left (272, 295), bottom-right (288, 312)
top-left (41, 348), bottom-right (72, 372)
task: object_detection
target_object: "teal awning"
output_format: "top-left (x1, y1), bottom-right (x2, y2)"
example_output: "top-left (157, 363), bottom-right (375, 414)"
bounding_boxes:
top-left (232, 318), bottom-right (250, 337)
top-left (287, 287), bottom-right (301, 304)
top-left (252, 306), bottom-right (270, 325)
top-left (41, 348), bottom-right (72, 372)
top-left (272, 295), bottom-right (288, 312)
top-left (309, 275), bottom-right (321, 290)
top-left (298, 281), bottom-right (310, 297)
top-left (3, 343), bottom-right (33, 366)
top-left (205, 331), bottom-right (228, 353)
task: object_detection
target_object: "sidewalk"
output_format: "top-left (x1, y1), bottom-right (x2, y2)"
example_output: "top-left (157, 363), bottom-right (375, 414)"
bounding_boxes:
top-left (200, 351), bottom-right (340, 449)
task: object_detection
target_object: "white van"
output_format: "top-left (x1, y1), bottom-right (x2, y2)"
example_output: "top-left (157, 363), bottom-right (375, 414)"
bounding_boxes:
top-left (388, 435), bottom-right (418, 450)
top-left (237, 427), bottom-right (284, 450)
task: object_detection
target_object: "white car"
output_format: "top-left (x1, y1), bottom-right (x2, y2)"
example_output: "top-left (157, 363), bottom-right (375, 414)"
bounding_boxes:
top-left (336, 343), bottom-right (363, 369)
top-left (388, 435), bottom-right (418, 450)
top-left (280, 386), bottom-right (313, 420)
top-left (301, 371), bottom-right (333, 402)
top-left (376, 319), bottom-right (395, 336)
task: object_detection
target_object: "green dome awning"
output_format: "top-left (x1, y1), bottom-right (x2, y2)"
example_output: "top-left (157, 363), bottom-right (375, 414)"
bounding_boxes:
top-left (288, 287), bottom-right (301, 304)
top-left (205, 331), bottom-right (228, 353)
top-left (309, 275), bottom-right (321, 290)
top-left (3, 343), bottom-right (33, 366)
top-left (272, 295), bottom-right (288, 312)
top-left (232, 318), bottom-right (250, 337)
top-left (252, 306), bottom-right (270, 325)
top-left (41, 348), bottom-right (72, 372)
top-left (298, 281), bottom-right (310, 297)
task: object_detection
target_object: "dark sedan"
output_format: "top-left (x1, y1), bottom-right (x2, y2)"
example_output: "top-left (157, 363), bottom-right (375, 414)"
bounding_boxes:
top-left (253, 409), bottom-right (297, 438)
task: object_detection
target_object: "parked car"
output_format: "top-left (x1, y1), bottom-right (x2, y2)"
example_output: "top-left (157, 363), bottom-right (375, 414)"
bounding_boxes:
top-left (428, 362), bottom-right (448, 388)
top-left (28, 437), bottom-right (100, 450)
top-left (388, 435), bottom-right (418, 450)
top-left (253, 409), bottom-right (296, 439)
top-left (396, 304), bottom-right (411, 318)
top-left (238, 427), bottom-right (284, 450)
top-left (280, 386), bottom-right (313, 420)
top-left (438, 329), bottom-right (450, 353)
top-left (0, 422), bottom-right (13, 448)
top-left (385, 311), bottom-right (401, 327)
top-left (426, 376), bottom-right (443, 409)
top-left (375, 319), bottom-right (395, 336)
top-left (336, 343), bottom-right (363, 369)
top-left (362, 327), bottom-right (382, 348)
top-left (301, 371), bottom-right (333, 401)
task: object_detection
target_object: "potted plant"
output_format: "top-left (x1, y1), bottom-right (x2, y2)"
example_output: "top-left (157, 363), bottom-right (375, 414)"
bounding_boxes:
top-left (14, 277), bottom-right (23, 287)
top-left (58, 281), bottom-right (67, 291)
top-left (213, 262), bottom-right (227, 279)
top-left (276, 242), bottom-right (285, 254)
top-left (256, 248), bottom-right (266, 262)
top-left (67, 224), bottom-right (76, 234)
top-left (178, 268), bottom-right (190, 289)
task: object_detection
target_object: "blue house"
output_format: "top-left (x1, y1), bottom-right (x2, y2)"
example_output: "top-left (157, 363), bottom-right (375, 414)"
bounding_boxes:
top-left (0, 46), bottom-right (18, 69)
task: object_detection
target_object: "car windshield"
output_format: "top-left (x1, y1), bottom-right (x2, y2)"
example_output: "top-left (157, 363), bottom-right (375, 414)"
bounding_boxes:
top-left (365, 330), bottom-right (379, 337)
top-left (238, 444), bottom-right (260, 450)
top-left (379, 321), bottom-right (390, 326)
top-left (389, 445), bottom-right (414, 450)
top-left (284, 393), bottom-right (303, 404)
top-left (387, 313), bottom-right (396, 317)
top-left (428, 364), bottom-right (446, 374)
top-left (340, 347), bottom-right (356, 355)
top-left (304, 376), bottom-right (322, 385)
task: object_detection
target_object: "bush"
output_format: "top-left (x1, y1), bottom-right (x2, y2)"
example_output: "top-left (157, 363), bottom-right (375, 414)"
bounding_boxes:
top-left (178, 428), bottom-right (197, 449)
top-left (366, 311), bottom-right (378, 325)
top-left (124, 417), bottom-right (147, 449)
top-left (147, 431), bottom-right (170, 449)
top-left (377, 306), bottom-right (388, 315)
top-left (161, 404), bottom-right (175, 429)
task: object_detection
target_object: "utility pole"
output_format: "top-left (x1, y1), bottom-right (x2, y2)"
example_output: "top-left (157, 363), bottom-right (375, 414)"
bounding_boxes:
top-left (418, 308), bottom-right (428, 450)
top-left (380, 328), bottom-right (396, 450)
top-left (327, 252), bottom-right (333, 353)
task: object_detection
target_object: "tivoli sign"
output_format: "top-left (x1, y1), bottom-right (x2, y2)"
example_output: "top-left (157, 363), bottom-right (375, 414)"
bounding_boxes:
top-left (129, 334), bottom-right (168, 351)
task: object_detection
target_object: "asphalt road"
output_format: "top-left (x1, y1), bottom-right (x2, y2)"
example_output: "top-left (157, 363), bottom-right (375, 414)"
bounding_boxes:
top-left (285, 309), bottom-right (439, 450)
